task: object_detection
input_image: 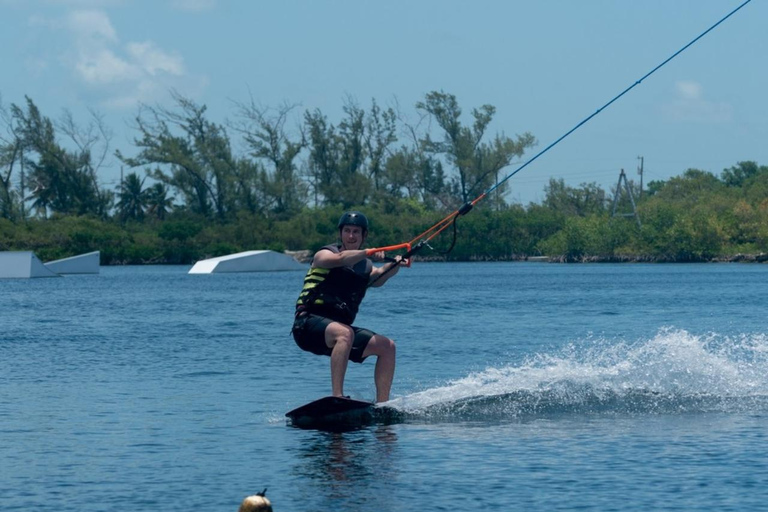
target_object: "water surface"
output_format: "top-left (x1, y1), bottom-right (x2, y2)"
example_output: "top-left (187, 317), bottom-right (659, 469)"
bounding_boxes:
top-left (2, 263), bottom-right (768, 511)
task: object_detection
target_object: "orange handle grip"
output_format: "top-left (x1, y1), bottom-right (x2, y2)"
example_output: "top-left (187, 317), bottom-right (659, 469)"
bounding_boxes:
top-left (366, 243), bottom-right (413, 267)
top-left (365, 243), bottom-right (411, 256)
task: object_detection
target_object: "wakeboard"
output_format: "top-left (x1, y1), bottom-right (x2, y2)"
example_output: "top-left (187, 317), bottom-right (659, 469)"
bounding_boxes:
top-left (286, 396), bottom-right (402, 430)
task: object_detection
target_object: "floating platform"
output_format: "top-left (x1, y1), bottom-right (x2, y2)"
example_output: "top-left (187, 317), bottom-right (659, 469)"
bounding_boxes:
top-left (0, 251), bottom-right (60, 278)
top-left (44, 251), bottom-right (100, 274)
top-left (188, 250), bottom-right (306, 274)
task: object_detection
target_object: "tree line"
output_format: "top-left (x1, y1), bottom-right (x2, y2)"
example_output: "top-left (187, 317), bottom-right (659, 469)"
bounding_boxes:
top-left (0, 91), bottom-right (534, 221)
top-left (1, 91), bottom-right (766, 264)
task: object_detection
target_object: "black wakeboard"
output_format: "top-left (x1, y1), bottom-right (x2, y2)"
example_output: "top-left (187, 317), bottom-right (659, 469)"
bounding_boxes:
top-left (286, 396), bottom-right (403, 430)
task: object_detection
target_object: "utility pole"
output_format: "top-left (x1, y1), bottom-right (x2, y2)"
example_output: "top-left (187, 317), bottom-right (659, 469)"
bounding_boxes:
top-left (611, 168), bottom-right (641, 228)
top-left (637, 156), bottom-right (644, 199)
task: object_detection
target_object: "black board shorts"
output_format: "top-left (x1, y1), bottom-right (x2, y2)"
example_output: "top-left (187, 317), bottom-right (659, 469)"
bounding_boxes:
top-left (292, 313), bottom-right (375, 363)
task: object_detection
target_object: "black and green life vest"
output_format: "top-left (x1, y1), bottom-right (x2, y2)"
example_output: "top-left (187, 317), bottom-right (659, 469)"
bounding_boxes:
top-left (295, 245), bottom-right (372, 325)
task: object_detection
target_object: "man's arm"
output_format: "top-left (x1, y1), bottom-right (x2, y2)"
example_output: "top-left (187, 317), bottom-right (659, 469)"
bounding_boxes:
top-left (312, 248), bottom-right (368, 269)
top-left (369, 255), bottom-right (407, 287)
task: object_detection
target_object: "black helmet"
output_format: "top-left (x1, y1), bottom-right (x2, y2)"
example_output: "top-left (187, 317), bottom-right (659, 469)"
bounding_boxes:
top-left (337, 211), bottom-right (368, 231)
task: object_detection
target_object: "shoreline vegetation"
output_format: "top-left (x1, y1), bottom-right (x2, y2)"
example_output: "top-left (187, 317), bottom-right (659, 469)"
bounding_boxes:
top-left (2, 206), bottom-right (767, 266)
top-left (1, 93), bottom-right (767, 265)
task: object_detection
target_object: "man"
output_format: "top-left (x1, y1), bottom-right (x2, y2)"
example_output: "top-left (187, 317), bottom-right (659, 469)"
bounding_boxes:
top-left (292, 211), bottom-right (406, 403)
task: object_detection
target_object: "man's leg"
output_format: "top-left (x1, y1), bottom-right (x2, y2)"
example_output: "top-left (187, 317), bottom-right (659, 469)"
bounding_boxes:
top-left (325, 322), bottom-right (355, 397)
top-left (362, 335), bottom-right (396, 403)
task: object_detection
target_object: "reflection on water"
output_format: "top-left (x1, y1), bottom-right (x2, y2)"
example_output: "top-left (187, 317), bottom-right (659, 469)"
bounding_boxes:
top-left (290, 427), bottom-right (399, 512)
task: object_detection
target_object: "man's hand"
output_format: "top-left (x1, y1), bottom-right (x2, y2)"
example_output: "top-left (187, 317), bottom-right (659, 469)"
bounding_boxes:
top-left (370, 251), bottom-right (386, 262)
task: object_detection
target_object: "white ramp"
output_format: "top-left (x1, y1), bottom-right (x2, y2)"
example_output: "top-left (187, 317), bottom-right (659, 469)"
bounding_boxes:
top-left (189, 250), bottom-right (306, 274)
top-left (45, 251), bottom-right (100, 274)
top-left (0, 251), bottom-right (60, 278)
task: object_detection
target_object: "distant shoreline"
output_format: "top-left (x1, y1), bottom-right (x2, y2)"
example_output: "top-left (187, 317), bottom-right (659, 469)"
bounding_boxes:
top-left (462, 253), bottom-right (768, 264)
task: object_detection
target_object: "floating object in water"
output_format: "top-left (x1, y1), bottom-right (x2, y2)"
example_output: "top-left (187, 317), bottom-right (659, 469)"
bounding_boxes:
top-left (189, 250), bottom-right (305, 274)
top-left (285, 396), bottom-right (403, 431)
top-left (0, 251), bottom-right (60, 279)
top-left (44, 251), bottom-right (100, 275)
top-left (238, 489), bottom-right (272, 512)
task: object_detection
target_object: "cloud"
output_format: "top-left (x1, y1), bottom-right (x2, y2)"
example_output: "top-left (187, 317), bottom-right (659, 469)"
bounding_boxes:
top-left (662, 80), bottom-right (732, 123)
top-left (65, 10), bottom-right (183, 84)
top-left (126, 42), bottom-right (184, 76)
top-left (76, 47), bottom-right (137, 84)
top-left (66, 9), bottom-right (117, 42)
top-left (40, 9), bottom-right (201, 109)
top-left (675, 81), bottom-right (702, 101)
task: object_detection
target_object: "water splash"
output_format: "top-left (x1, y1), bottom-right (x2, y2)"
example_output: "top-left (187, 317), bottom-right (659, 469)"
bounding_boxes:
top-left (388, 329), bottom-right (768, 420)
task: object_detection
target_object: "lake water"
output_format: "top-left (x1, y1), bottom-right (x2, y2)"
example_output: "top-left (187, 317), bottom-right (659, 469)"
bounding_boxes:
top-left (2, 262), bottom-right (768, 511)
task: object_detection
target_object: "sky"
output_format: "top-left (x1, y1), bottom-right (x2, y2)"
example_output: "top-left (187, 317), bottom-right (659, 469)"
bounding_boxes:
top-left (1, 0), bottom-right (765, 205)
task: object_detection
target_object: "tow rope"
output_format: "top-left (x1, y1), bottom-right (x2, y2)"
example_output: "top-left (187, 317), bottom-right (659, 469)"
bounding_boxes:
top-left (366, 0), bottom-right (751, 272)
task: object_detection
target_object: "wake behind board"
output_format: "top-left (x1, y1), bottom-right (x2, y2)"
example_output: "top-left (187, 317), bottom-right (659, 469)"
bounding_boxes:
top-left (286, 396), bottom-right (403, 430)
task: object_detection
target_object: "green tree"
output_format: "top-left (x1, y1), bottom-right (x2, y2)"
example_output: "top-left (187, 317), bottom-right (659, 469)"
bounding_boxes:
top-left (382, 101), bottom-right (448, 209)
top-left (544, 178), bottom-right (608, 216)
top-left (144, 182), bottom-right (174, 221)
top-left (11, 97), bottom-right (112, 218)
top-left (0, 100), bottom-right (22, 220)
top-left (416, 90), bottom-right (536, 207)
top-left (119, 91), bottom-right (238, 220)
top-left (649, 168), bottom-right (723, 203)
top-left (635, 197), bottom-right (726, 261)
top-left (538, 215), bottom-right (613, 261)
top-left (116, 172), bottom-right (148, 222)
top-left (364, 99), bottom-right (397, 191)
top-left (304, 101), bottom-right (372, 208)
top-left (377, 146), bottom-right (446, 210)
top-left (233, 100), bottom-right (307, 217)
top-left (743, 167), bottom-right (768, 206)
top-left (721, 161), bottom-right (760, 188)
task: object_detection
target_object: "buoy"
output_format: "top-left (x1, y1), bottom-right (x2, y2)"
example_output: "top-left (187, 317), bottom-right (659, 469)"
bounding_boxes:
top-left (238, 489), bottom-right (273, 512)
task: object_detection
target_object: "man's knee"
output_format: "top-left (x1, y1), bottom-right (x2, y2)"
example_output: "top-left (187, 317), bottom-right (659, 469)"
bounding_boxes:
top-left (369, 335), bottom-right (396, 357)
top-left (385, 337), bottom-right (396, 355)
top-left (326, 324), bottom-right (354, 350)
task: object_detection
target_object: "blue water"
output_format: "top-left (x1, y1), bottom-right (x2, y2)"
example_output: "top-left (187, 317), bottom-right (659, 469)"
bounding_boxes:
top-left (2, 263), bottom-right (768, 511)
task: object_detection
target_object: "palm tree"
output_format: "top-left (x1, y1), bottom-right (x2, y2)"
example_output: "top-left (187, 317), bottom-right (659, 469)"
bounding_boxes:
top-left (145, 182), bottom-right (174, 221)
top-left (116, 172), bottom-right (147, 221)
top-left (28, 180), bottom-right (53, 218)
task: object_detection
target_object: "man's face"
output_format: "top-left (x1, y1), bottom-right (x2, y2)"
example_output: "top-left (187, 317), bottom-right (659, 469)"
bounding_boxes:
top-left (340, 225), bottom-right (365, 250)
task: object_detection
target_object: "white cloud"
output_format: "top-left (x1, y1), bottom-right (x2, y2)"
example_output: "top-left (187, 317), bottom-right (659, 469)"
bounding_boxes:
top-left (662, 80), bottom-right (732, 124)
top-left (36, 9), bottom-right (202, 109)
top-left (66, 9), bottom-right (117, 42)
top-left (76, 47), bottom-right (138, 84)
top-left (675, 80), bottom-right (702, 101)
top-left (126, 42), bottom-right (184, 77)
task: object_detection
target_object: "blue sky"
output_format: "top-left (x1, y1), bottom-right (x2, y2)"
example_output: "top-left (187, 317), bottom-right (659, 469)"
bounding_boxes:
top-left (1, 0), bottom-right (764, 205)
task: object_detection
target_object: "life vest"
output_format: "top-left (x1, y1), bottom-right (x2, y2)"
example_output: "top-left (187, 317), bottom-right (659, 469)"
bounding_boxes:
top-left (295, 245), bottom-right (372, 325)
